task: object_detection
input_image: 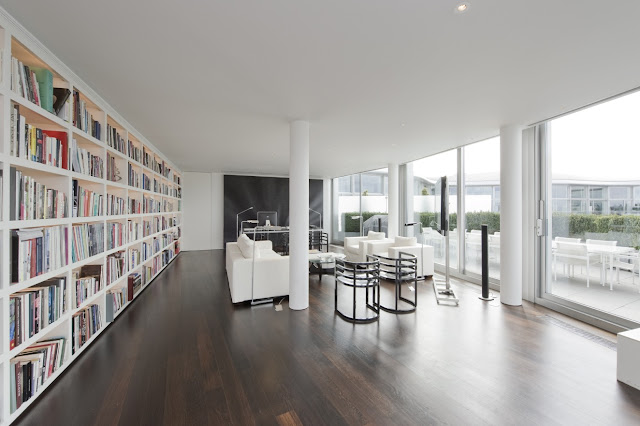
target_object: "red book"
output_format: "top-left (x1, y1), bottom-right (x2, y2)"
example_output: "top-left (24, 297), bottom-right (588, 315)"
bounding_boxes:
top-left (42, 130), bottom-right (69, 170)
top-left (30, 239), bottom-right (37, 278)
top-left (127, 275), bottom-right (135, 301)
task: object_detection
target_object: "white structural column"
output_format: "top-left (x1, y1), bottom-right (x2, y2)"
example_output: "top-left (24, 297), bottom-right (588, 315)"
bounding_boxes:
top-left (387, 163), bottom-right (399, 238)
top-left (500, 125), bottom-right (524, 306)
top-left (289, 121), bottom-right (310, 310)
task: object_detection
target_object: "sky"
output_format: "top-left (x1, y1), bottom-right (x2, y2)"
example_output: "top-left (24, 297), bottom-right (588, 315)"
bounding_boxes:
top-left (410, 89), bottom-right (640, 183)
top-left (412, 137), bottom-right (500, 180)
top-left (551, 90), bottom-right (640, 181)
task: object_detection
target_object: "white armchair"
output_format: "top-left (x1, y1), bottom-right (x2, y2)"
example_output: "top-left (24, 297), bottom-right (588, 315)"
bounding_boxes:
top-left (366, 236), bottom-right (435, 278)
top-left (344, 231), bottom-right (391, 262)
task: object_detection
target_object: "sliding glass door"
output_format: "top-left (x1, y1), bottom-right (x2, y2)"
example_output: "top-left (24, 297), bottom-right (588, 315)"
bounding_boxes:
top-left (463, 137), bottom-right (501, 280)
top-left (540, 90), bottom-right (640, 327)
top-left (331, 169), bottom-right (388, 244)
top-left (407, 150), bottom-right (458, 270)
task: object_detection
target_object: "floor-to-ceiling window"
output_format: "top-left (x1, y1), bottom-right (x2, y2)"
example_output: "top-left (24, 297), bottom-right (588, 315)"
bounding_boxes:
top-left (331, 169), bottom-right (388, 244)
top-left (463, 137), bottom-right (501, 279)
top-left (409, 150), bottom-right (458, 270)
top-left (543, 90), bottom-right (640, 325)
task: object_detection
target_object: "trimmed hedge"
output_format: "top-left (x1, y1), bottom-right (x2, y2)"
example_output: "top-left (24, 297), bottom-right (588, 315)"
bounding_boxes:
top-left (552, 213), bottom-right (640, 240)
top-left (344, 212), bottom-right (387, 233)
top-left (345, 211), bottom-right (640, 245)
top-left (344, 211), bottom-right (500, 234)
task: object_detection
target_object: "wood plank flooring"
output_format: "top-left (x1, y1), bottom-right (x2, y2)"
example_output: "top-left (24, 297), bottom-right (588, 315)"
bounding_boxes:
top-left (15, 250), bottom-right (640, 425)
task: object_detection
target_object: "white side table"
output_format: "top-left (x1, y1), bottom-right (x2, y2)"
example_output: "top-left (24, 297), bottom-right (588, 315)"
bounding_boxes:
top-left (618, 328), bottom-right (640, 390)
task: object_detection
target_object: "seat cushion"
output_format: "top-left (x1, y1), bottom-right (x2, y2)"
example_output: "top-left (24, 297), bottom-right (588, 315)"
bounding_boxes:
top-left (367, 231), bottom-right (386, 240)
top-left (346, 244), bottom-right (360, 254)
top-left (393, 236), bottom-right (416, 247)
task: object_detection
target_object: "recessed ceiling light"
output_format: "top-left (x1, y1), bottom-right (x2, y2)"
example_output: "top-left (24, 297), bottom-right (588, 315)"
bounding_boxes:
top-left (401, 123), bottom-right (406, 127)
top-left (455, 2), bottom-right (470, 13)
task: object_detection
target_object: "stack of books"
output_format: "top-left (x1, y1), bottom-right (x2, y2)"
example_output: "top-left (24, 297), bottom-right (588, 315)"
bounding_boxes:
top-left (11, 227), bottom-right (68, 282)
top-left (9, 277), bottom-right (67, 347)
top-left (10, 337), bottom-right (66, 412)
top-left (10, 167), bottom-right (68, 220)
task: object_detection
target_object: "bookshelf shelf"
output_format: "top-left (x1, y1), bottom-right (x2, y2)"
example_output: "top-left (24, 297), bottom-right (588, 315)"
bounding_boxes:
top-left (71, 127), bottom-right (102, 147)
top-left (10, 96), bottom-right (68, 130)
top-left (9, 156), bottom-right (70, 177)
top-left (68, 171), bottom-right (103, 185)
top-left (105, 144), bottom-right (128, 162)
top-left (9, 268), bottom-right (68, 293)
top-left (70, 251), bottom-right (105, 269)
top-left (6, 353), bottom-right (71, 424)
top-left (105, 273), bottom-right (127, 292)
top-left (0, 9), bottom-right (183, 424)
top-left (7, 218), bottom-right (69, 228)
top-left (71, 289), bottom-right (104, 316)
top-left (7, 313), bottom-right (68, 359)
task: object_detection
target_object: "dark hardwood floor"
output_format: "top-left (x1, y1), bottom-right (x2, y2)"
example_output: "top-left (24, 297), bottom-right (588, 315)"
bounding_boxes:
top-left (15, 250), bottom-right (640, 425)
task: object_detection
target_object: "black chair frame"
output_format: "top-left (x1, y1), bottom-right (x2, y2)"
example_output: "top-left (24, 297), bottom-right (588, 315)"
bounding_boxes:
top-left (372, 252), bottom-right (417, 314)
top-left (334, 256), bottom-right (380, 323)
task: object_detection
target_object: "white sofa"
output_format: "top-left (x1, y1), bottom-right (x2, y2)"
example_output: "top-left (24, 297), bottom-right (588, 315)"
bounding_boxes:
top-left (344, 231), bottom-right (392, 262)
top-left (366, 236), bottom-right (435, 277)
top-left (226, 234), bottom-right (289, 303)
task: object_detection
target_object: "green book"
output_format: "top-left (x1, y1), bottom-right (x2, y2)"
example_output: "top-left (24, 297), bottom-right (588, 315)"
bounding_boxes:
top-left (31, 67), bottom-right (54, 114)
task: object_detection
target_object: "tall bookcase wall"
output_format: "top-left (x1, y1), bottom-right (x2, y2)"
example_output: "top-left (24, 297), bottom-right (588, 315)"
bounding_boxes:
top-left (0, 13), bottom-right (182, 425)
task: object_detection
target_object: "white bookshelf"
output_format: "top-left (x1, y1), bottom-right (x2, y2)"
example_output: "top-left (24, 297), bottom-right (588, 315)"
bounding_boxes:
top-left (0, 8), bottom-right (182, 425)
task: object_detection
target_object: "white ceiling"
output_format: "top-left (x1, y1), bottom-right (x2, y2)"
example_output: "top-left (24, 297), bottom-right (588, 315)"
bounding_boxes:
top-left (3, 0), bottom-right (640, 178)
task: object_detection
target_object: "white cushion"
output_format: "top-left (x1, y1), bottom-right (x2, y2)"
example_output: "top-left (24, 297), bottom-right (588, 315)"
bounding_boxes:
top-left (394, 236), bottom-right (417, 247)
top-left (237, 234), bottom-right (260, 258)
top-left (367, 231), bottom-right (386, 240)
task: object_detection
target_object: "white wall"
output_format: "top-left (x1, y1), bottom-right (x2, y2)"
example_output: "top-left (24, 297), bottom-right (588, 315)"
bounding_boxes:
top-left (183, 172), bottom-right (224, 250)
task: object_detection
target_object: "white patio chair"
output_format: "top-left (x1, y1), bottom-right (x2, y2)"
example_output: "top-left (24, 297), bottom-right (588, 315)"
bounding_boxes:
top-left (612, 252), bottom-right (640, 291)
top-left (553, 241), bottom-right (600, 287)
top-left (586, 239), bottom-right (617, 284)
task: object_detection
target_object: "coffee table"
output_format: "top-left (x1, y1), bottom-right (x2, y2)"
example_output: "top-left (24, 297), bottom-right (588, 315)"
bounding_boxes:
top-left (309, 252), bottom-right (346, 280)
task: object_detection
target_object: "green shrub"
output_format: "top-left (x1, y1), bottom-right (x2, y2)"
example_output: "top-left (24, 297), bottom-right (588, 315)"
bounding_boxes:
top-left (343, 212), bottom-right (388, 232)
top-left (553, 213), bottom-right (640, 240)
top-left (344, 209), bottom-right (640, 241)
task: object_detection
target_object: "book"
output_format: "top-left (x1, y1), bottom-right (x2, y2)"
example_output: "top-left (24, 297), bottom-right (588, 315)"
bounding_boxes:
top-left (11, 227), bottom-right (68, 283)
top-left (107, 222), bottom-right (125, 250)
top-left (72, 179), bottom-right (103, 217)
top-left (73, 265), bottom-right (102, 309)
top-left (72, 305), bottom-right (101, 353)
top-left (106, 124), bottom-right (126, 154)
top-left (31, 68), bottom-right (54, 113)
top-left (106, 286), bottom-right (127, 322)
top-left (106, 153), bottom-right (121, 182)
top-left (10, 278), bottom-right (67, 347)
top-left (10, 167), bottom-right (68, 220)
top-left (106, 252), bottom-right (125, 284)
top-left (52, 88), bottom-right (71, 116)
top-left (71, 223), bottom-right (105, 262)
top-left (73, 90), bottom-right (101, 140)
top-left (71, 138), bottom-right (104, 178)
top-left (9, 109), bottom-right (68, 167)
top-left (128, 140), bottom-right (142, 162)
top-left (127, 273), bottom-right (142, 300)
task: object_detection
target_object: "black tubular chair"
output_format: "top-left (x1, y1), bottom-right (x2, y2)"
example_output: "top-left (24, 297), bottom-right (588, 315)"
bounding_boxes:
top-left (372, 252), bottom-right (417, 313)
top-left (309, 230), bottom-right (328, 252)
top-left (334, 256), bottom-right (380, 323)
